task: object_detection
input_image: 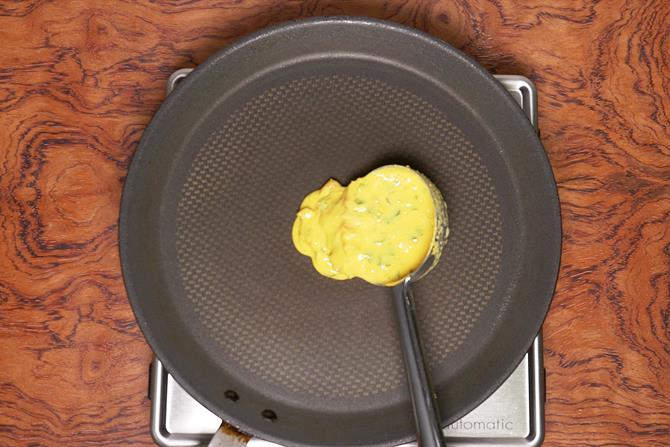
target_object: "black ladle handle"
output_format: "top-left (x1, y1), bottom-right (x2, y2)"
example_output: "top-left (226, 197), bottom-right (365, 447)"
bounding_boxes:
top-left (392, 279), bottom-right (446, 447)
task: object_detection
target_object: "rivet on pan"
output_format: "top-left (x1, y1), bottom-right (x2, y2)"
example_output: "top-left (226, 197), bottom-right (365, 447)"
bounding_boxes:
top-left (261, 409), bottom-right (277, 422)
top-left (224, 390), bottom-right (240, 402)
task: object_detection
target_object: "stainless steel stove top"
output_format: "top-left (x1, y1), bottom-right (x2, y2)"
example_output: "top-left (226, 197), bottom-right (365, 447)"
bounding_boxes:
top-left (148, 72), bottom-right (545, 447)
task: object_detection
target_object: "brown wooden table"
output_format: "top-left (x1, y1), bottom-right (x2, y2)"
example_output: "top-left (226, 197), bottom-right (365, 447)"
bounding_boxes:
top-left (1, 1), bottom-right (669, 446)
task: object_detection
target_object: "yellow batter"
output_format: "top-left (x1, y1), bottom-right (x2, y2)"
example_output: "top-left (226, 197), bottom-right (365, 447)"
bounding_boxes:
top-left (292, 165), bottom-right (437, 286)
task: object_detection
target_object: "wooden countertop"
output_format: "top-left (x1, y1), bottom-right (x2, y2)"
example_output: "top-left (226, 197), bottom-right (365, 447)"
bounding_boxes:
top-left (1, 1), bottom-right (669, 445)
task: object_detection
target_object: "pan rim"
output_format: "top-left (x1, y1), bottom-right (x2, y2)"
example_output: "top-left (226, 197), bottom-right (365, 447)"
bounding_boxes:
top-left (120, 16), bottom-right (561, 447)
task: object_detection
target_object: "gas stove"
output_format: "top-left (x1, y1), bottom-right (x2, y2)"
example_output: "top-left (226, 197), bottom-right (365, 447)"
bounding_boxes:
top-left (148, 71), bottom-right (545, 447)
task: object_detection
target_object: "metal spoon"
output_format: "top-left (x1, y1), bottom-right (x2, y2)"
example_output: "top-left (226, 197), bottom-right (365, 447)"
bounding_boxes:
top-left (391, 173), bottom-right (449, 447)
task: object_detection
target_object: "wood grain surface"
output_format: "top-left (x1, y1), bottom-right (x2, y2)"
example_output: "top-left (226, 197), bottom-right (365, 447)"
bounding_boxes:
top-left (1, 1), bottom-right (669, 446)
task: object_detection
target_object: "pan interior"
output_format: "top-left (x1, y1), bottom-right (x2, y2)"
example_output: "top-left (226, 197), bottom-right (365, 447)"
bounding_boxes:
top-left (168, 60), bottom-right (512, 422)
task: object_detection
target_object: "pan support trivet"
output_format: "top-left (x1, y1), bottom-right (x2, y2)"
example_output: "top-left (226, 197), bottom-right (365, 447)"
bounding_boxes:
top-left (147, 69), bottom-right (546, 447)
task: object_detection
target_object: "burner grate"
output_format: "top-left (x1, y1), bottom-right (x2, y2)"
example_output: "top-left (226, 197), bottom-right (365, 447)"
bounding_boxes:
top-left (148, 71), bottom-right (545, 447)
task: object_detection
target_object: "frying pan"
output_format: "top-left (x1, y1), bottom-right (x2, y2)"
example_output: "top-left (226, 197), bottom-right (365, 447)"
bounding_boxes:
top-left (120, 17), bottom-right (560, 447)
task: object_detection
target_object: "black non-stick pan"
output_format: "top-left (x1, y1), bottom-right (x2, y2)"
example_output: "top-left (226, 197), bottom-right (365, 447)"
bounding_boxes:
top-left (120, 17), bottom-right (560, 447)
